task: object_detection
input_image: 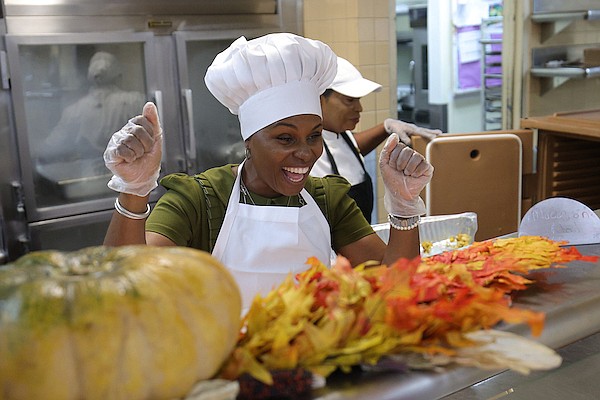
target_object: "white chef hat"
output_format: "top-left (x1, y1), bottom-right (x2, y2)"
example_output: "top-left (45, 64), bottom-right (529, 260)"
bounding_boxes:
top-left (88, 51), bottom-right (122, 85)
top-left (204, 33), bottom-right (337, 140)
top-left (329, 57), bottom-right (382, 98)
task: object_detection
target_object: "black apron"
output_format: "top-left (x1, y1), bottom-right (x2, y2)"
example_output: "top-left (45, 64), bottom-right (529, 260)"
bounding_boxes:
top-left (323, 132), bottom-right (374, 222)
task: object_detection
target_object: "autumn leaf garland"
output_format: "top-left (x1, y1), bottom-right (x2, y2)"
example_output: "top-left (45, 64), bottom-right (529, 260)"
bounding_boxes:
top-left (220, 236), bottom-right (598, 384)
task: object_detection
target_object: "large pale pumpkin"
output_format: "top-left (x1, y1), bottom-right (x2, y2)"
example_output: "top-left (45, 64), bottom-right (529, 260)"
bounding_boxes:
top-left (0, 245), bottom-right (241, 400)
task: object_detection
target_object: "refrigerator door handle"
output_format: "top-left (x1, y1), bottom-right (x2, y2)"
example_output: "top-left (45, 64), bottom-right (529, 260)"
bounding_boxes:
top-left (10, 181), bottom-right (31, 255)
top-left (0, 214), bottom-right (7, 264)
top-left (181, 88), bottom-right (197, 172)
top-left (153, 90), bottom-right (166, 170)
top-left (0, 51), bottom-right (9, 90)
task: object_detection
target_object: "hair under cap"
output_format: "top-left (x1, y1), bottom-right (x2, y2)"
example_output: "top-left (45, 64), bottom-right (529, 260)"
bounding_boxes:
top-left (204, 33), bottom-right (337, 140)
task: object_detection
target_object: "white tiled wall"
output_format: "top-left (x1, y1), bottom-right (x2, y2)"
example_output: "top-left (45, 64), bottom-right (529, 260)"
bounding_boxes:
top-left (303, 0), bottom-right (397, 223)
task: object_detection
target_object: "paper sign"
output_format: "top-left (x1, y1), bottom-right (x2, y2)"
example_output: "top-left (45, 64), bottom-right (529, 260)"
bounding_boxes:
top-left (519, 197), bottom-right (600, 245)
top-left (457, 28), bottom-right (481, 63)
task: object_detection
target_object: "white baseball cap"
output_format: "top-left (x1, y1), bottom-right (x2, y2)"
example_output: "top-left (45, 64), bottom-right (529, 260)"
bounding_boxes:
top-left (329, 57), bottom-right (382, 98)
top-left (204, 33), bottom-right (337, 140)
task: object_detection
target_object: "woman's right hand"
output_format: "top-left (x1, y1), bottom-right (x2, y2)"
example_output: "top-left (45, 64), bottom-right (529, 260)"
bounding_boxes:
top-left (104, 102), bottom-right (163, 197)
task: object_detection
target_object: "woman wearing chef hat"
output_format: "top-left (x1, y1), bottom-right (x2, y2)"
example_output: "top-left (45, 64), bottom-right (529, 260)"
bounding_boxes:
top-left (103, 32), bottom-right (433, 310)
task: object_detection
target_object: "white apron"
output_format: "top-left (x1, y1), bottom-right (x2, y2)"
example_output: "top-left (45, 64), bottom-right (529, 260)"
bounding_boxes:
top-left (211, 161), bottom-right (333, 311)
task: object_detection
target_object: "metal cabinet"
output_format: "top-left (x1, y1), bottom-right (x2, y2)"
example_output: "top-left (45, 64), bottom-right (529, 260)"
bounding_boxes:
top-left (174, 29), bottom-right (273, 174)
top-left (6, 32), bottom-right (157, 220)
top-left (0, 0), bottom-right (302, 262)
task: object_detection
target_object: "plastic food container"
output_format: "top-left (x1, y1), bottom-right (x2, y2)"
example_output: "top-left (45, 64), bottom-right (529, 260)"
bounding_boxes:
top-left (372, 212), bottom-right (478, 257)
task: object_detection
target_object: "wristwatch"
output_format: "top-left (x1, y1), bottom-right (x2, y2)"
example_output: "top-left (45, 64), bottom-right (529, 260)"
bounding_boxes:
top-left (388, 214), bottom-right (421, 231)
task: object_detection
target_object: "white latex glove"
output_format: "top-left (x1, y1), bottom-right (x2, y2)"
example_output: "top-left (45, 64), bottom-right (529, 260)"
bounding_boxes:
top-left (378, 133), bottom-right (433, 217)
top-left (104, 102), bottom-right (162, 197)
top-left (384, 118), bottom-right (442, 146)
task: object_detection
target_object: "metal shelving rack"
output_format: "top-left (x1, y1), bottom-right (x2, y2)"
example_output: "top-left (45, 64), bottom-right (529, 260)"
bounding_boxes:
top-left (529, 9), bottom-right (600, 95)
top-left (480, 17), bottom-right (503, 131)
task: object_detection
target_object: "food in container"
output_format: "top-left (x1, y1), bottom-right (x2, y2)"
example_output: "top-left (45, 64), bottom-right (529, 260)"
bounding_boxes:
top-left (373, 212), bottom-right (478, 256)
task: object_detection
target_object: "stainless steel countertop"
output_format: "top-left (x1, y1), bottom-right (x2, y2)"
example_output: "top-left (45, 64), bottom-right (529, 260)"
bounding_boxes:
top-left (311, 243), bottom-right (600, 400)
top-left (442, 331), bottom-right (600, 400)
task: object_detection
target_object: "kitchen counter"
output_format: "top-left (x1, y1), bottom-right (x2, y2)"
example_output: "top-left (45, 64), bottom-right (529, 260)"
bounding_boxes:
top-left (310, 243), bottom-right (600, 400)
top-left (520, 109), bottom-right (600, 142)
top-left (443, 330), bottom-right (600, 400)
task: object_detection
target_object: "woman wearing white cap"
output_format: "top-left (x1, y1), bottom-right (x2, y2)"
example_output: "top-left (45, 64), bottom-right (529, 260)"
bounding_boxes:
top-left (311, 57), bottom-right (441, 222)
top-left (103, 33), bottom-right (434, 310)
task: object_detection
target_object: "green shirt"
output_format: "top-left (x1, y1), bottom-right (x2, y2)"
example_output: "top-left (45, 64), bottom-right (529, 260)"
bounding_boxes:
top-left (146, 164), bottom-right (374, 253)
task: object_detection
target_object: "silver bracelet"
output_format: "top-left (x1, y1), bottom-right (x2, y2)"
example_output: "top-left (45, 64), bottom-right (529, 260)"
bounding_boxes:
top-left (388, 214), bottom-right (420, 231)
top-left (114, 198), bottom-right (151, 220)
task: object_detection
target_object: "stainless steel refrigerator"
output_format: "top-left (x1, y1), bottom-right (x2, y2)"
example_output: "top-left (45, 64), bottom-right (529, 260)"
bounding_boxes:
top-left (0, 0), bottom-right (302, 262)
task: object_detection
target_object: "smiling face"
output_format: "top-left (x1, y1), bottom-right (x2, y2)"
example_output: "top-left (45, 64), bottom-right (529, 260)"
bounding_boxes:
top-left (320, 90), bottom-right (363, 133)
top-left (243, 114), bottom-right (323, 197)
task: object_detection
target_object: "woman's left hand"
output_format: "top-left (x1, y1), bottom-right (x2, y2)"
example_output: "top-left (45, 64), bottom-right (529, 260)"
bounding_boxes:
top-left (378, 133), bottom-right (433, 217)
